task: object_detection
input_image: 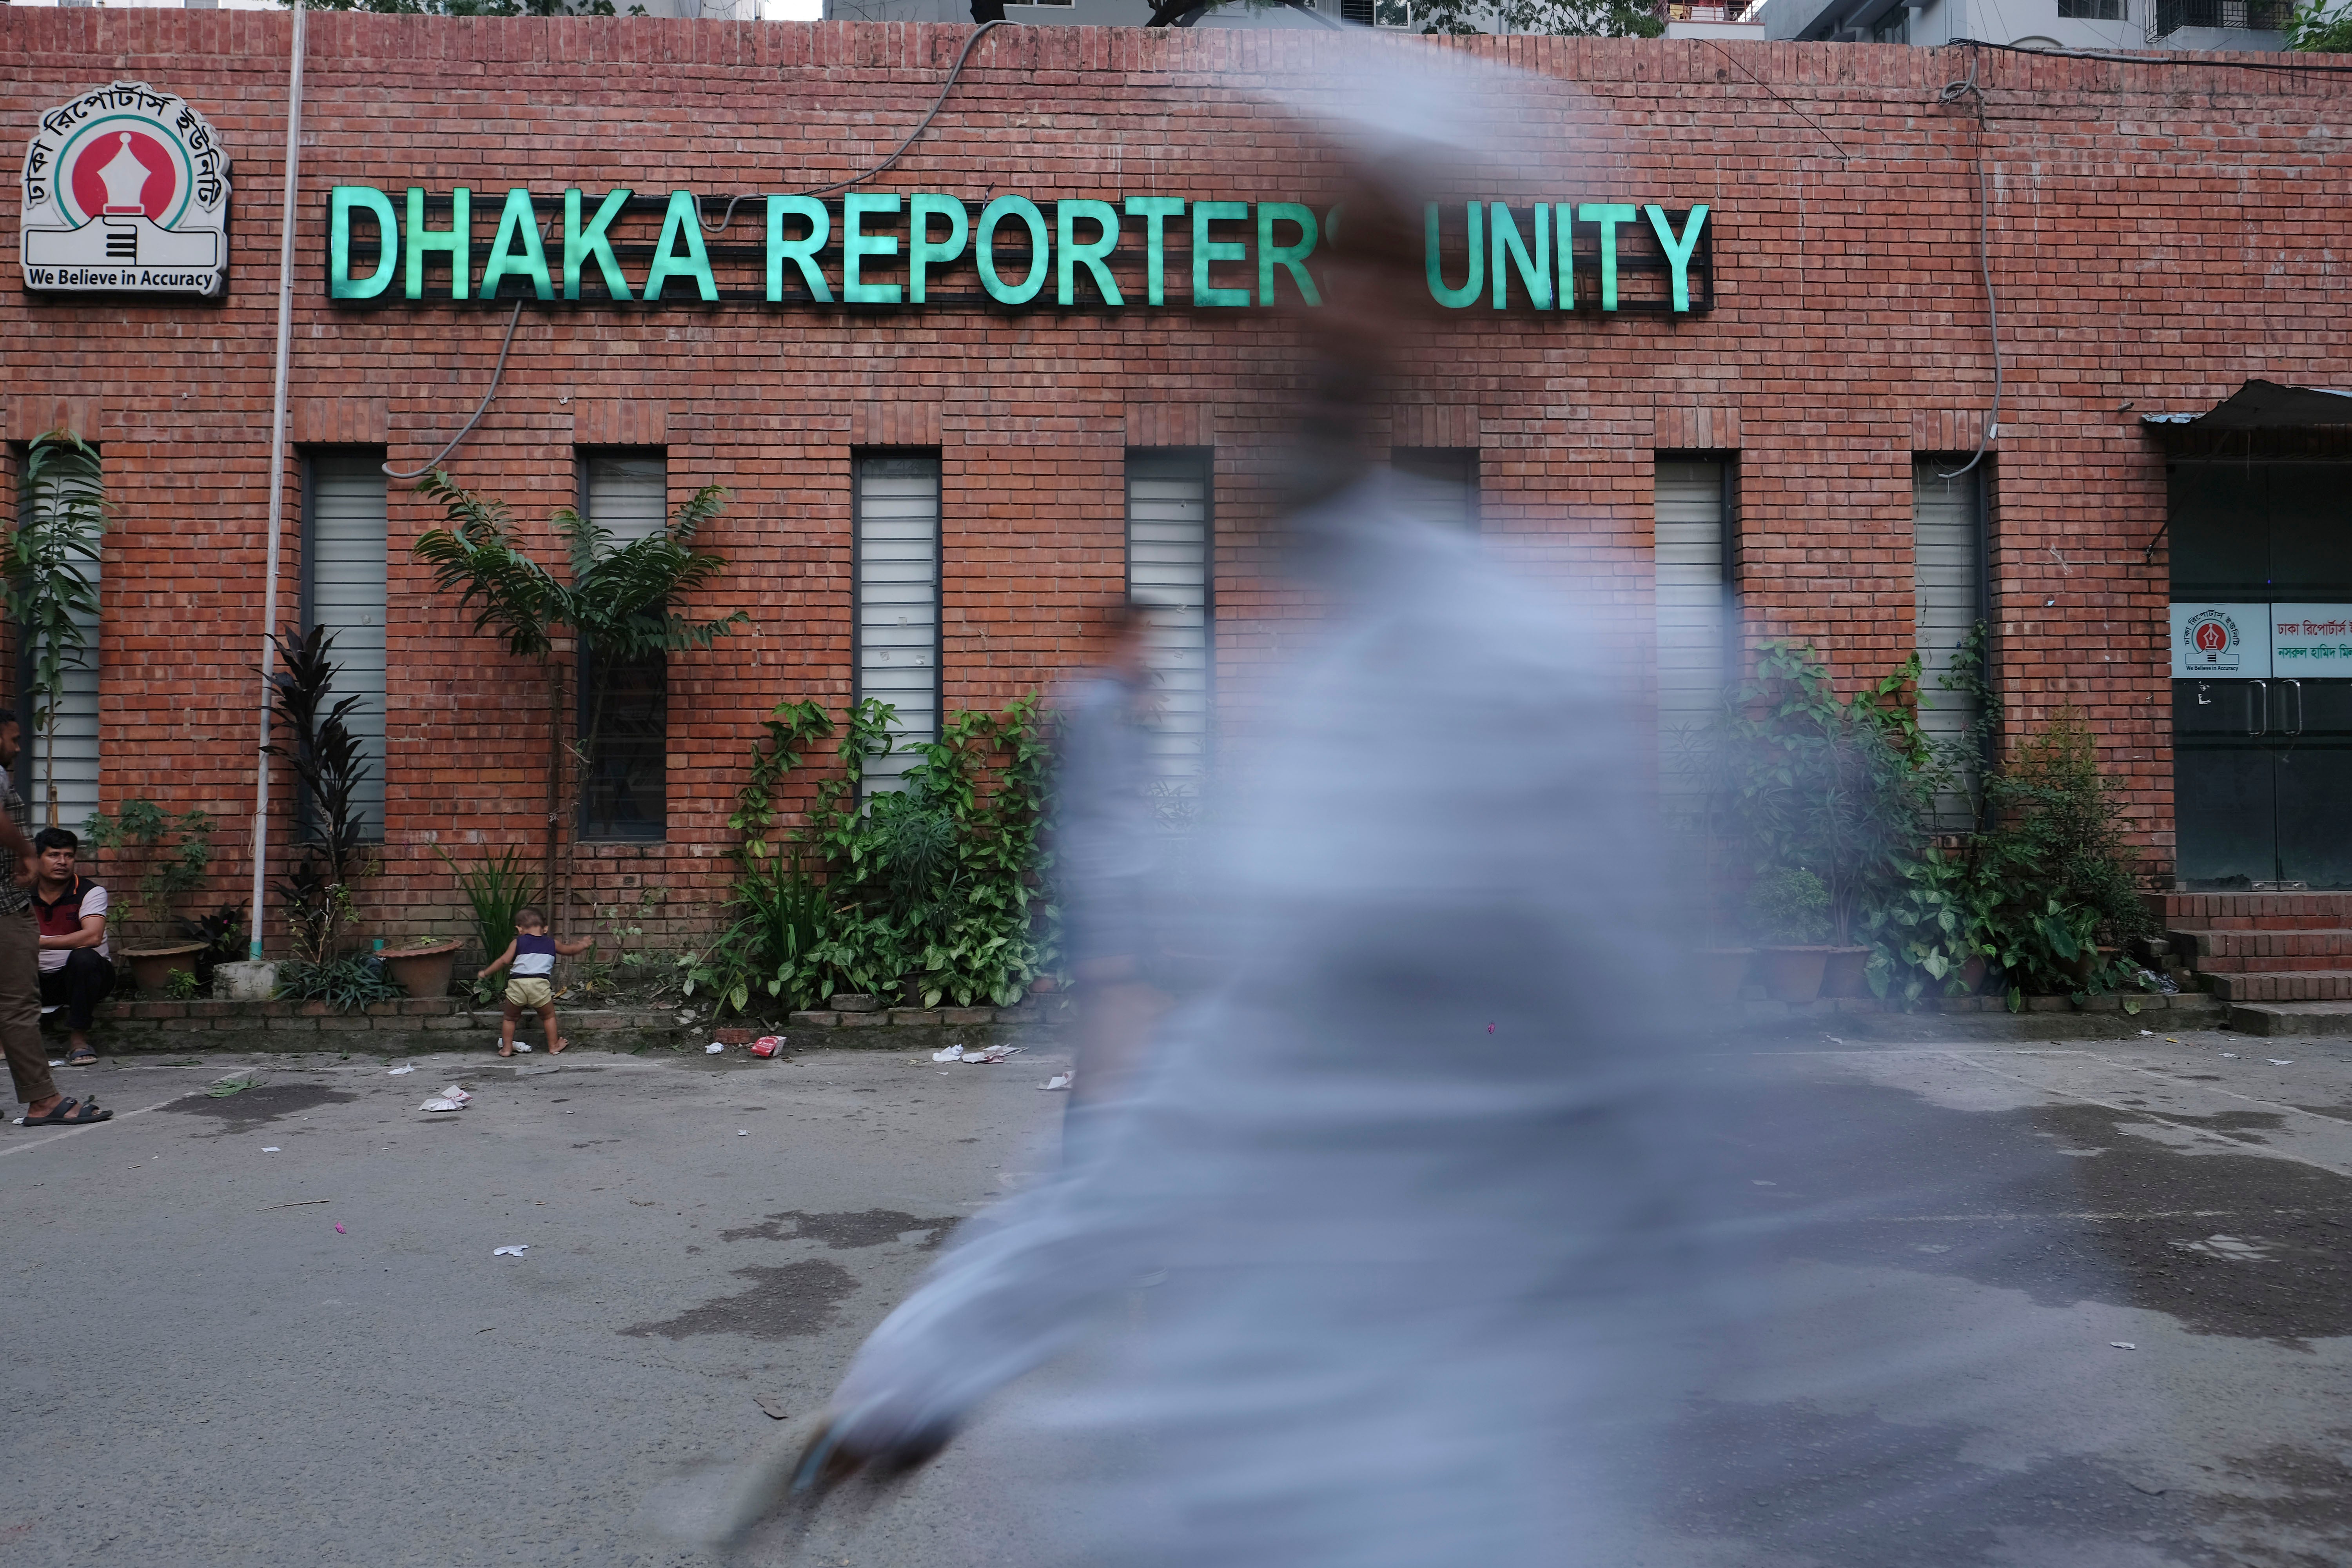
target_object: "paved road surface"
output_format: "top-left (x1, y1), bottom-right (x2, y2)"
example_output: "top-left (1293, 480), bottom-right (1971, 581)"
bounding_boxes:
top-left (3, 1032), bottom-right (2347, 1566)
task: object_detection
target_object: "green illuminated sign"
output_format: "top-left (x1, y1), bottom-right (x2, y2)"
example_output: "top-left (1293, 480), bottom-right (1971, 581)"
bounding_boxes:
top-left (326, 186), bottom-right (1713, 314)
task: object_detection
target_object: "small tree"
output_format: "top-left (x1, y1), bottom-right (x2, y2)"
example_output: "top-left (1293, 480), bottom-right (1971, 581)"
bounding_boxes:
top-left (412, 470), bottom-right (744, 931)
top-left (266, 626), bottom-right (376, 962)
top-left (8, 431), bottom-right (107, 828)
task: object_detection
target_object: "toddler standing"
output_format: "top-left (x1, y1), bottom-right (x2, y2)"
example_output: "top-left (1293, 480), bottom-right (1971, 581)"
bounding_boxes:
top-left (478, 907), bottom-right (593, 1056)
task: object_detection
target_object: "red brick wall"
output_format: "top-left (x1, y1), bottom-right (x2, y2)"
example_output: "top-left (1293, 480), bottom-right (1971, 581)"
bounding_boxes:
top-left (1, 16), bottom-right (2339, 944)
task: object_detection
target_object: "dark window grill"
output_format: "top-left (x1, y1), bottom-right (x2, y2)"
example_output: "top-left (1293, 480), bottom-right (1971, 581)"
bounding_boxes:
top-left (2150, 0), bottom-right (2288, 37)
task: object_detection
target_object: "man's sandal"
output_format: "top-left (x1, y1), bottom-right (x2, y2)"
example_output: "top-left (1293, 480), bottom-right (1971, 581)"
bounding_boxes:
top-left (65, 1045), bottom-right (97, 1067)
top-left (22, 1097), bottom-right (110, 1127)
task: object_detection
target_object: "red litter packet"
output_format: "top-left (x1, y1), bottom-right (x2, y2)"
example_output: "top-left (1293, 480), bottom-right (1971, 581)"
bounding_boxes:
top-left (750, 1036), bottom-right (783, 1058)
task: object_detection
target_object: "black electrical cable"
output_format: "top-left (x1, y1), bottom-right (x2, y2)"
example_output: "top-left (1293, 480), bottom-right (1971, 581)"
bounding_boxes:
top-left (1700, 36), bottom-right (1852, 162)
top-left (1952, 33), bottom-right (2352, 78)
top-left (389, 22), bottom-right (1014, 481)
top-left (1937, 51), bottom-right (2000, 481)
top-left (699, 17), bottom-right (1012, 236)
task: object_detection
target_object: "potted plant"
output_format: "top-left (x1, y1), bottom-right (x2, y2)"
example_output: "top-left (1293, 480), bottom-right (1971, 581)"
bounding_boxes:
top-left (382, 936), bottom-right (463, 999)
top-left (86, 797), bottom-right (220, 995)
top-left (126, 943), bottom-right (207, 996)
top-left (1747, 867), bottom-right (1835, 1002)
top-left (1703, 643), bottom-right (1939, 1006)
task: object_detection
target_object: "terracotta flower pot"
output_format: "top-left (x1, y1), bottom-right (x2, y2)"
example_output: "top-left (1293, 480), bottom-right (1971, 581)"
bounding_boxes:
top-left (1818, 946), bottom-right (1873, 999)
top-left (125, 941), bottom-right (208, 995)
top-left (1957, 955), bottom-right (1989, 993)
top-left (1695, 947), bottom-right (1754, 1005)
top-left (1756, 945), bottom-right (1832, 1004)
top-left (382, 938), bottom-right (461, 1000)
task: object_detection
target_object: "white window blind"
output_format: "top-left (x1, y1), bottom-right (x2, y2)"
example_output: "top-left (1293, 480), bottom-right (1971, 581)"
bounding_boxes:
top-left (20, 464), bottom-right (102, 831)
top-left (1915, 458), bottom-right (1985, 820)
top-left (1654, 459), bottom-right (1729, 812)
top-left (1391, 447), bottom-right (1479, 530)
top-left (583, 454), bottom-right (667, 544)
top-left (856, 454), bottom-right (942, 793)
top-left (304, 454), bottom-right (388, 840)
top-left (1127, 451), bottom-right (1212, 795)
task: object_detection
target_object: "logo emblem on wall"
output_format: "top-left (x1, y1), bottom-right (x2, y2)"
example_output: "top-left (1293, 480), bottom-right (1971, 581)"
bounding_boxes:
top-left (19, 81), bottom-right (230, 297)
top-left (2183, 609), bottom-right (2243, 670)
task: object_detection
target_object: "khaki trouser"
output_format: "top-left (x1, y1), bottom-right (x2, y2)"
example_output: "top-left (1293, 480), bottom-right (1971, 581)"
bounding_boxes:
top-left (0, 913), bottom-right (54, 1107)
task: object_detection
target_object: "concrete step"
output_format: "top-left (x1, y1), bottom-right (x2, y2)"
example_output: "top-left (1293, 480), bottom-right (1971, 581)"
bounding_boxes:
top-left (2223, 1000), bottom-right (2352, 1038)
top-left (2201, 969), bottom-right (2352, 1002)
top-left (2169, 927), bottom-right (2352, 971)
top-left (2147, 891), bottom-right (2352, 930)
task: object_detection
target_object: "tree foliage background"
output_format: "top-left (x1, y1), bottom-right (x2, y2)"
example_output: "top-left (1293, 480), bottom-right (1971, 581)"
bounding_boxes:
top-left (1414, 0), bottom-right (1664, 37)
top-left (277, 0), bottom-right (647, 16)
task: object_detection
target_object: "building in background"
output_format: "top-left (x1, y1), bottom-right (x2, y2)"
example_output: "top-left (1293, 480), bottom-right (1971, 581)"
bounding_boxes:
top-left (1759, 0), bottom-right (2286, 51)
top-left (7, 14), bottom-right (2352, 960)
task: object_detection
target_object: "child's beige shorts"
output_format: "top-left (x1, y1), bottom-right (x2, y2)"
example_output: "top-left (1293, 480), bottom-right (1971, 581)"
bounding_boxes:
top-left (505, 977), bottom-right (554, 1009)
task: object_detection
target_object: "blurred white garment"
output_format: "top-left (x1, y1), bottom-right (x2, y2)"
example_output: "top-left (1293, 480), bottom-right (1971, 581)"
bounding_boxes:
top-left (827, 476), bottom-right (1703, 1566)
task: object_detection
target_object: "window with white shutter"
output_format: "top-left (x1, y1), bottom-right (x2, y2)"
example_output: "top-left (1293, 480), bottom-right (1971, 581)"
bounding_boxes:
top-left (1391, 447), bottom-right (1479, 530)
top-left (855, 452), bottom-right (942, 795)
top-left (1915, 458), bottom-right (1987, 823)
top-left (1654, 458), bottom-right (1733, 814)
top-left (579, 452), bottom-right (669, 839)
top-left (302, 452), bottom-right (388, 840)
top-left (1126, 450), bottom-right (1212, 798)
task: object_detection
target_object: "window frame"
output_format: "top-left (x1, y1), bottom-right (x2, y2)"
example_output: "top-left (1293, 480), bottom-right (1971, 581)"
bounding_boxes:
top-left (851, 448), bottom-right (946, 795)
top-left (1125, 446), bottom-right (1217, 800)
top-left (573, 446), bottom-right (671, 843)
top-left (298, 446), bottom-right (391, 844)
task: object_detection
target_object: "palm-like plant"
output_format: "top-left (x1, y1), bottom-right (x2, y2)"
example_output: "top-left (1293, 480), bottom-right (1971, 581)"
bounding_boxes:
top-left (412, 470), bottom-right (745, 929)
top-left (9, 432), bottom-right (107, 827)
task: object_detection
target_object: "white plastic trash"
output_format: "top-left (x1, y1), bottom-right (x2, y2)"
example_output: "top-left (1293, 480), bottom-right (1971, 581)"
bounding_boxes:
top-left (932, 1044), bottom-right (965, 1063)
top-left (493, 1245), bottom-right (528, 1257)
top-left (706, 1042), bottom-right (726, 1055)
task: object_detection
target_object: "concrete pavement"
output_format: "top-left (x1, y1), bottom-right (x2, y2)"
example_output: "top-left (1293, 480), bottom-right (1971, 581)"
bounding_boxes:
top-left (4, 1031), bottom-right (2349, 1566)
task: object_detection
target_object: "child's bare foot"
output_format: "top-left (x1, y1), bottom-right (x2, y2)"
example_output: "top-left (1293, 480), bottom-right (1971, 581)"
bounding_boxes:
top-left (497, 1045), bottom-right (515, 1058)
top-left (548, 1037), bottom-right (567, 1055)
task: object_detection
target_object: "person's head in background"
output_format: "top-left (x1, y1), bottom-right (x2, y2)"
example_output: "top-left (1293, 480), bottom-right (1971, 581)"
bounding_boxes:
top-left (32, 827), bottom-right (77, 886)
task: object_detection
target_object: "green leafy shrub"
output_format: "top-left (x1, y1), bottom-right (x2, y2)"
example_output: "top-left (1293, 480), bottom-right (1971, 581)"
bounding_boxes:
top-left (84, 797), bottom-right (216, 941)
top-left (277, 955), bottom-right (403, 1012)
top-left (1972, 710), bottom-right (2154, 1003)
top-left (436, 844), bottom-right (539, 995)
top-left (1745, 867), bottom-right (1831, 944)
top-left (1704, 642), bottom-right (1940, 946)
top-left (684, 693), bottom-right (1053, 1017)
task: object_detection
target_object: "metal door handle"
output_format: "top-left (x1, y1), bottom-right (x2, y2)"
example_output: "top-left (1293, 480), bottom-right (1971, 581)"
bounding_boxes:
top-left (2249, 680), bottom-right (2267, 737)
top-left (2285, 679), bottom-right (2304, 736)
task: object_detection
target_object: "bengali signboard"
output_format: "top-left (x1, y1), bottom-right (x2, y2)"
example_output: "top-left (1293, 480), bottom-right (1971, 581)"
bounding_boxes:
top-left (2171, 603), bottom-right (2352, 679)
top-left (20, 81), bottom-right (231, 297)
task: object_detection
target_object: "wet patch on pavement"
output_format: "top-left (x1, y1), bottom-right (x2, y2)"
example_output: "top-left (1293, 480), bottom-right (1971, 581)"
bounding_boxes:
top-left (160, 1083), bottom-right (357, 1135)
top-left (620, 1259), bottom-right (858, 1340)
top-left (1666, 1396), bottom-right (2222, 1566)
top-left (719, 1209), bottom-right (960, 1249)
top-left (1720, 1081), bottom-right (2352, 1340)
top-left (2198, 1438), bottom-right (2352, 1568)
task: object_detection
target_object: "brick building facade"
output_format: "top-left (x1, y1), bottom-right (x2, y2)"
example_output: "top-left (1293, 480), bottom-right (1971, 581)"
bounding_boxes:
top-left (3, 14), bottom-right (2347, 954)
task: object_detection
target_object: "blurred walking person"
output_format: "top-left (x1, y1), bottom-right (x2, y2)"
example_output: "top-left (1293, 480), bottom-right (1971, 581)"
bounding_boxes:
top-left (1051, 596), bottom-right (1168, 1113)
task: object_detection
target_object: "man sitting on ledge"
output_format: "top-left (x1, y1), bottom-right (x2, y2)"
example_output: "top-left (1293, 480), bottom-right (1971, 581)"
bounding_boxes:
top-left (31, 828), bottom-right (114, 1068)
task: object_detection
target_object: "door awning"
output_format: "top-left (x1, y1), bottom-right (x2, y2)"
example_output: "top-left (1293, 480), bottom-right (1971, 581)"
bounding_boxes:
top-left (2144, 378), bottom-right (2352, 431)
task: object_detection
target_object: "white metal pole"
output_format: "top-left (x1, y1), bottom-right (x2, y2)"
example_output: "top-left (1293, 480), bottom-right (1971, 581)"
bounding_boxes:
top-left (248, 0), bottom-right (307, 961)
